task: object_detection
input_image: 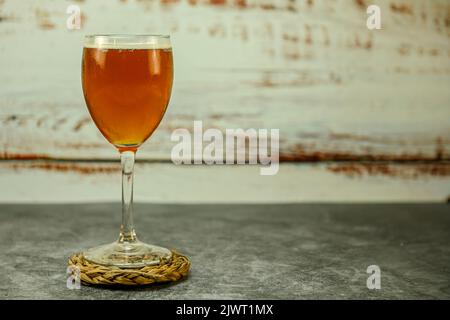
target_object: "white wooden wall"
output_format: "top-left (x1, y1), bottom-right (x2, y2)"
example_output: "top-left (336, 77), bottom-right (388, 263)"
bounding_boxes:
top-left (0, 0), bottom-right (449, 203)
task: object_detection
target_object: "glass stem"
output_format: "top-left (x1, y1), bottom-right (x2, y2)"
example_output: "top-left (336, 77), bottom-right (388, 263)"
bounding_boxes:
top-left (119, 151), bottom-right (137, 243)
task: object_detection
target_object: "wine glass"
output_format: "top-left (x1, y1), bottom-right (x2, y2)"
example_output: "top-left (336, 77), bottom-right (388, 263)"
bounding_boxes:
top-left (81, 34), bottom-right (173, 267)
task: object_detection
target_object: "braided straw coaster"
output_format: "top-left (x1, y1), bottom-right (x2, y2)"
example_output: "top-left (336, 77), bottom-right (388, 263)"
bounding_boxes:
top-left (68, 251), bottom-right (190, 286)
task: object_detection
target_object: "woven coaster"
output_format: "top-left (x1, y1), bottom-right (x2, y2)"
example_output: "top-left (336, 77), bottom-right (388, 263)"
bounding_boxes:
top-left (68, 251), bottom-right (190, 286)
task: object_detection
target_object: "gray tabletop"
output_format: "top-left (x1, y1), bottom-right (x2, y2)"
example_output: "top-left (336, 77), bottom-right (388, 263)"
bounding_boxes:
top-left (0, 203), bottom-right (449, 299)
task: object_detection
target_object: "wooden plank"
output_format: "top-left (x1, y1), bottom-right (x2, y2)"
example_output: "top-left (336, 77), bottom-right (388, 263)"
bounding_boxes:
top-left (1, 161), bottom-right (449, 203)
top-left (0, 0), bottom-right (449, 161)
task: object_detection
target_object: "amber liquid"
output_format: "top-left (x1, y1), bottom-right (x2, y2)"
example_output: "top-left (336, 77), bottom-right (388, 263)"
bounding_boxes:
top-left (82, 47), bottom-right (173, 152)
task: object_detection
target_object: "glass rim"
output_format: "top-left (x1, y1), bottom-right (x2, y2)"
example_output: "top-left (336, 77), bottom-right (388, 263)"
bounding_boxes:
top-left (84, 34), bottom-right (171, 49)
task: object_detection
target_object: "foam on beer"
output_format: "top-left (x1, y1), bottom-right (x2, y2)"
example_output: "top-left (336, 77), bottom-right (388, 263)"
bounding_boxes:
top-left (84, 35), bottom-right (172, 50)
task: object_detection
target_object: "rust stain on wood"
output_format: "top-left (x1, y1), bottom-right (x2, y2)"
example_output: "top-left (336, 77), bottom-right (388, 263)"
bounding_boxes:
top-left (304, 25), bottom-right (312, 45)
top-left (354, 0), bottom-right (366, 10)
top-left (287, 0), bottom-right (297, 12)
top-left (52, 118), bottom-right (67, 130)
top-left (160, 0), bottom-right (180, 5)
top-left (260, 4), bottom-right (276, 11)
top-left (80, 12), bottom-right (87, 27)
top-left (328, 132), bottom-right (375, 143)
top-left (398, 43), bottom-right (412, 56)
top-left (0, 13), bottom-right (17, 23)
top-left (249, 70), bottom-right (341, 88)
top-left (73, 117), bottom-right (91, 132)
top-left (36, 116), bottom-right (46, 127)
top-left (3, 115), bottom-right (18, 123)
top-left (327, 163), bottom-right (450, 178)
top-left (348, 33), bottom-right (373, 50)
top-left (235, 0), bottom-right (247, 9)
top-left (1, 152), bottom-right (51, 161)
top-left (232, 23), bottom-right (249, 42)
top-left (35, 8), bottom-right (55, 30)
top-left (157, 0), bottom-right (302, 12)
top-left (125, 0), bottom-right (449, 54)
top-left (435, 137), bottom-right (445, 161)
top-left (4, 159), bottom-right (450, 179)
top-left (57, 142), bottom-right (106, 150)
top-left (38, 21), bottom-right (55, 30)
top-left (280, 144), bottom-right (449, 162)
top-left (390, 3), bottom-right (413, 15)
top-left (208, 23), bottom-right (226, 37)
top-left (208, 0), bottom-right (226, 5)
top-left (279, 151), bottom-right (445, 162)
top-left (8, 162), bottom-right (119, 175)
top-left (283, 33), bottom-right (299, 43)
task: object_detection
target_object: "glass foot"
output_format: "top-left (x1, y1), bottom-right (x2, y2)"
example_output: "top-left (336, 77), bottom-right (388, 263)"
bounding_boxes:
top-left (83, 240), bottom-right (172, 268)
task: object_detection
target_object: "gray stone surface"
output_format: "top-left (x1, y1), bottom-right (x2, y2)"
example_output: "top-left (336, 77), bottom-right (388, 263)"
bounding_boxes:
top-left (0, 203), bottom-right (449, 299)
